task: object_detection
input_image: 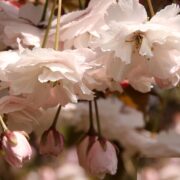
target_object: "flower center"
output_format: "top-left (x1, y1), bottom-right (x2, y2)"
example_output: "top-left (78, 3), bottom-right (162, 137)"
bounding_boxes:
top-left (126, 31), bottom-right (144, 52)
top-left (47, 81), bottom-right (61, 87)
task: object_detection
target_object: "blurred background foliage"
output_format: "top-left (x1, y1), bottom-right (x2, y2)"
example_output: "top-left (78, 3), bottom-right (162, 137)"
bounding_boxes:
top-left (15, 0), bottom-right (180, 13)
top-left (0, 0), bottom-right (180, 180)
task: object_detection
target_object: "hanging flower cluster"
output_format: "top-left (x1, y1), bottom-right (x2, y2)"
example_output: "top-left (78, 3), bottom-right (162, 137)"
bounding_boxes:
top-left (0, 0), bottom-right (179, 179)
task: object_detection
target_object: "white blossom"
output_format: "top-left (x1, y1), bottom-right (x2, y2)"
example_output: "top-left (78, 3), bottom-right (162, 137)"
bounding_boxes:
top-left (97, 0), bottom-right (180, 91)
top-left (3, 48), bottom-right (96, 107)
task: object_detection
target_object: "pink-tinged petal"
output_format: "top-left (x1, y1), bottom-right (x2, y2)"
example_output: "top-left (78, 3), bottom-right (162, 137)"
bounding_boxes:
top-left (3, 48), bottom-right (96, 107)
top-left (19, 3), bottom-right (44, 26)
top-left (155, 75), bottom-right (180, 89)
top-left (105, 0), bottom-right (147, 25)
top-left (151, 4), bottom-right (180, 23)
top-left (1, 131), bottom-right (32, 168)
top-left (59, 0), bottom-right (115, 40)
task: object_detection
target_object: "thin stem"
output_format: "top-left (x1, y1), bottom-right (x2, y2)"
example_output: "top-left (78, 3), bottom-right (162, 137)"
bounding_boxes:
top-left (51, 104), bottom-right (61, 128)
top-left (85, 0), bottom-right (90, 8)
top-left (79, 0), bottom-right (83, 9)
top-left (0, 116), bottom-right (8, 131)
top-left (54, 0), bottom-right (62, 50)
top-left (34, 0), bottom-right (39, 5)
top-left (41, 0), bottom-right (56, 48)
top-left (88, 101), bottom-right (95, 134)
top-left (41, 0), bottom-right (49, 22)
top-left (94, 99), bottom-right (102, 137)
top-left (146, 0), bottom-right (155, 17)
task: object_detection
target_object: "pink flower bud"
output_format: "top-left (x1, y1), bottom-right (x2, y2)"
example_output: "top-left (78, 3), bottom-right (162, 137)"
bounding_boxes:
top-left (1, 131), bottom-right (32, 168)
top-left (77, 136), bottom-right (118, 179)
top-left (77, 136), bottom-right (97, 169)
top-left (87, 139), bottom-right (118, 179)
top-left (39, 128), bottom-right (64, 156)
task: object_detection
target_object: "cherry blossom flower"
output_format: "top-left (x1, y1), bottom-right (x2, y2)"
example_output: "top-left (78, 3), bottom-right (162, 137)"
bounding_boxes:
top-left (97, 0), bottom-right (180, 91)
top-left (3, 48), bottom-right (96, 107)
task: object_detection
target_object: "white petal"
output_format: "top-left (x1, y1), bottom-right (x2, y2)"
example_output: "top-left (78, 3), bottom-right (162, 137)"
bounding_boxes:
top-left (151, 4), bottom-right (180, 22)
top-left (139, 36), bottom-right (153, 58)
top-left (105, 0), bottom-right (147, 25)
top-left (19, 3), bottom-right (44, 25)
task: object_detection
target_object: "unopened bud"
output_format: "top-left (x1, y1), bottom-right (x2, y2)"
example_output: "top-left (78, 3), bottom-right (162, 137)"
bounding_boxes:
top-left (39, 128), bottom-right (64, 156)
top-left (77, 136), bottom-right (118, 179)
top-left (1, 131), bottom-right (32, 168)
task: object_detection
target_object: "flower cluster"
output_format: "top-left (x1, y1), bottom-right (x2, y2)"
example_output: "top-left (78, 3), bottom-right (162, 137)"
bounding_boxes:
top-left (0, 0), bottom-right (179, 179)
